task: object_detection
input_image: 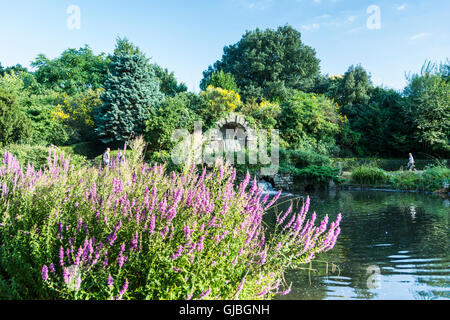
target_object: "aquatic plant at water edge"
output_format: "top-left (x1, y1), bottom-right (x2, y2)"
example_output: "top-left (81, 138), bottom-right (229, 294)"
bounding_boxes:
top-left (351, 165), bottom-right (388, 185)
top-left (0, 143), bottom-right (341, 300)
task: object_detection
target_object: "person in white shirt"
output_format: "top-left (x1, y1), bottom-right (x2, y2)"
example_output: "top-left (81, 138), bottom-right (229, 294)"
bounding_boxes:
top-left (407, 153), bottom-right (415, 171)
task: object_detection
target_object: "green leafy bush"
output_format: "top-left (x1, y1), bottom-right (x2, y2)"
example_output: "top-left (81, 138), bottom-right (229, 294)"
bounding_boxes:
top-left (145, 93), bottom-right (199, 154)
top-left (332, 157), bottom-right (449, 172)
top-left (389, 166), bottom-right (449, 192)
top-left (280, 148), bottom-right (331, 169)
top-left (279, 164), bottom-right (342, 185)
top-left (296, 165), bottom-right (343, 184)
top-left (351, 165), bottom-right (388, 185)
top-left (0, 144), bottom-right (48, 168)
top-left (0, 88), bottom-right (33, 146)
top-left (418, 166), bottom-right (450, 192)
top-left (389, 171), bottom-right (420, 190)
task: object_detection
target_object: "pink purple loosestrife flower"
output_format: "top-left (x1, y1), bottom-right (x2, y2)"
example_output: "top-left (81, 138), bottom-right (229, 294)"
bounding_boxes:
top-left (41, 265), bottom-right (49, 281)
top-left (0, 150), bottom-right (342, 300)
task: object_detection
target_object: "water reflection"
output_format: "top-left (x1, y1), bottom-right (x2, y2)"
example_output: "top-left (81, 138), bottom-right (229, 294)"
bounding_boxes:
top-left (271, 190), bottom-right (449, 300)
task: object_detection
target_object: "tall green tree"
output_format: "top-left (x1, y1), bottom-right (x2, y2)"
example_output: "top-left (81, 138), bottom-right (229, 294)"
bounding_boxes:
top-left (0, 88), bottom-right (33, 145)
top-left (0, 72), bottom-right (69, 145)
top-left (112, 37), bottom-right (187, 96)
top-left (31, 45), bottom-right (110, 94)
top-left (337, 65), bottom-right (372, 108)
top-left (145, 93), bottom-right (198, 154)
top-left (201, 25), bottom-right (320, 101)
top-left (153, 64), bottom-right (187, 97)
top-left (95, 39), bottom-right (163, 145)
top-left (330, 65), bottom-right (374, 156)
top-left (348, 87), bottom-right (410, 156)
top-left (403, 61), bottom-right (450, 156)
top-left (280, 91), bottom-right (341, 154)
top-left (199, 70), bottom-right (238, 92)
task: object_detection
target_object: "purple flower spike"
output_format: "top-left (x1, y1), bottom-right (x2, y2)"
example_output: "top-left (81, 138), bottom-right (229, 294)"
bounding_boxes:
top-left (107, 274), bottom-right (114, 289)
top-left (218, 166), bottom-right (224, 182)
top-left (59, 246), bottom-right (65, 266)
top-left (278, 206), bottom-right (292, 225)
top-left (199, 288), bottom-right (211, 299)
top-left (171, 245), bottom-right (183, 260)
top-left (279, 287), bottom-right (291, 296)
top-left (116, 279), bottom-right (129, 300)
top-left (41, 265), bottom-right (48, 281)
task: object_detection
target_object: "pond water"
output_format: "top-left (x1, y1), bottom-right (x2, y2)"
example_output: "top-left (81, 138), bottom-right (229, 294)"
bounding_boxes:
top-left (270, 190), bottom-right (449, 300)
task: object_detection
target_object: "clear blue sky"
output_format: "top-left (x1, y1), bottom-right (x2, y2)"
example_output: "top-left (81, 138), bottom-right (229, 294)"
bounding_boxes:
top-left (1, 0), bottom-right (449, 92)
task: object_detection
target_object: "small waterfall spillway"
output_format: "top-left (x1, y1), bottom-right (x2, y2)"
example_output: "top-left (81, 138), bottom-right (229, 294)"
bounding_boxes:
top-left (257, 180), bottom-right (279, 195)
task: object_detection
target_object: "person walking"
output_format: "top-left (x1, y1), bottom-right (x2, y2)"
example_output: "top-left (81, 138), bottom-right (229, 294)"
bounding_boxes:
top-left (103, 148), bottom-right (111, 168)
top-left (407, 153), bottom-right (415, 171)
top-left (117, 150), bottom-right (125, 169)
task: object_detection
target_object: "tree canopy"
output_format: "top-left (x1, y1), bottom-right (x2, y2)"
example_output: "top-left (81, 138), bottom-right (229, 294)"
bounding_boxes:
top-left (0, 87), bottom-right (33, 145)
top-left (403, 61), bottom-right (450, 155)
top-left (200, 70), bottom-right (238, 92)
top-left (201, 25), bottom-right (320, 102)
top-left (280, 91), bottom-right (341, 153)
top-left (0, 29), bottom-right (447, 162)
top-left (94, 39), bottom-right (163, 145)
top-left (31, 45), bottom-right (110, 95)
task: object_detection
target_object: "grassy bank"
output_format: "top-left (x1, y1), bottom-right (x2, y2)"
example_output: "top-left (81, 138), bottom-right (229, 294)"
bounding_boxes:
top-left (0, 142), bottom-right (448, 194)
top-left (342, 164), bottom-right (450, 193)
top-left (332, 157), bottom-right (450, 172)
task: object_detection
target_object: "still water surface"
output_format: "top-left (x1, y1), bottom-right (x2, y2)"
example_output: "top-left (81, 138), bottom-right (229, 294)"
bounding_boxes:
top-left (270, 190), bottom-right (449, 300)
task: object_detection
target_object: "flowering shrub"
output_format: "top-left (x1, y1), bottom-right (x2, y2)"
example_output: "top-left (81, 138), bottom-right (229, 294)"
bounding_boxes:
top-left (0, 142), bottom-right (341, 300)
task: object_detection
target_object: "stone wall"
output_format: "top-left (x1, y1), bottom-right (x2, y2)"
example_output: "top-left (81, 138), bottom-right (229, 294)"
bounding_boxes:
top-left (272, 173), bottom-right (294, 191)
top-left (269, 173), bottom-right (338, 192)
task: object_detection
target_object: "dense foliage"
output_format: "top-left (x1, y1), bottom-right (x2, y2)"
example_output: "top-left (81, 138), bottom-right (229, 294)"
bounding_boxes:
top-left (200, 70), bottom-right (238, 92)
top-left (0, 88), bottom-right (32, 146)
top-left (0, 25), bottom-right (448, 190)
top-left (31, 46), bottom-right (110, 95)
top-left (403, 62), bottom-right (450, 155)
top-left (280, 91), bottom-right (341, 154)
top-left (201, 25), bottom-right (320, 102)
top-left (0, 23), bottom-right (448, 302)
top-left (351, 165), bottom-right (388, 185)
top-left (145, 93), bottom-right (199, 154)
top-left (0, 142), bottom-right (341, 299)
top-left (94, 40), bottom-right (164, 145)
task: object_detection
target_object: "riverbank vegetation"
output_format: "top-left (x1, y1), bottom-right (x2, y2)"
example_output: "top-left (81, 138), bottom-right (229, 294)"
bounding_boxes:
top-left (0, 25), bottom-right (448, 191)
top-left (0, 137), bottom-right (341, 299)
top-left (348, 163), bottom-right (449, 193)
top-left (0, 23), bottom-right (448, 301)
